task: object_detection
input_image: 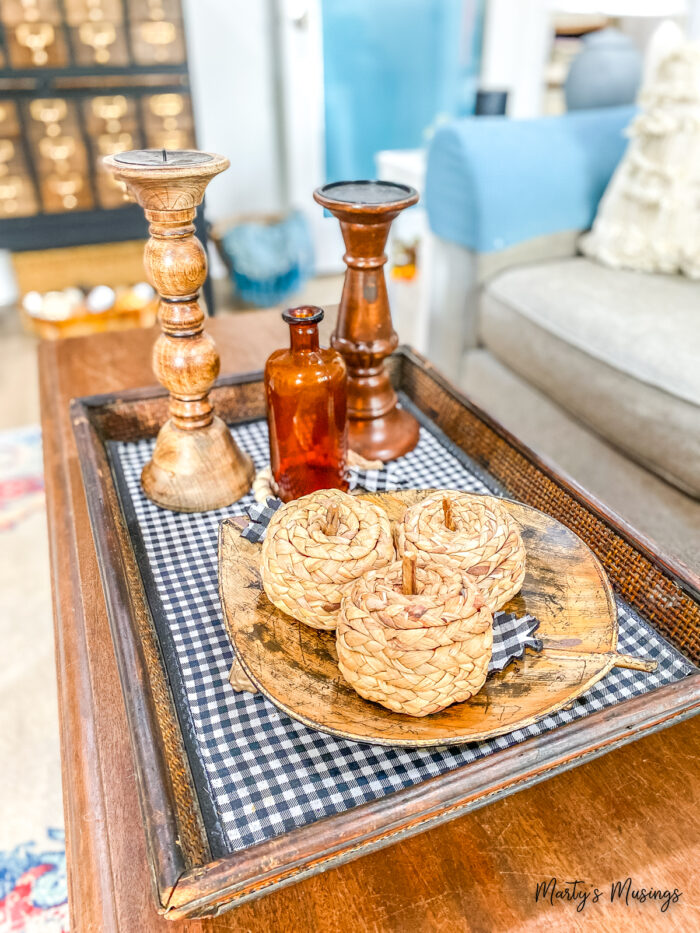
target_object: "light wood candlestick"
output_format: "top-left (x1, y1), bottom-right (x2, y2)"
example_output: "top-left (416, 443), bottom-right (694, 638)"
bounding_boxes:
top-left (104, 148), bottom-right (253, 511)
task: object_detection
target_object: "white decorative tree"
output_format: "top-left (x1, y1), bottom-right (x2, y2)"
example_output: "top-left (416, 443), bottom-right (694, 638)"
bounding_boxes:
top-left (581, 22), bottom-right (700, 278)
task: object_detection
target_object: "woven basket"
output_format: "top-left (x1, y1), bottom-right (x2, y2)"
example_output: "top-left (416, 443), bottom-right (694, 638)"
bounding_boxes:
top-left (396, 491), bottom-right (526, 612)
top-left (261, 489), bottom-right (395, 631)
top-left (337, 560), bottom-right (493, 716)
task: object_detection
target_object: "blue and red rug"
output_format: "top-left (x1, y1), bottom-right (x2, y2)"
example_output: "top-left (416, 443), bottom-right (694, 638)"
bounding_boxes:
top-left (0, 426), bottom-right (44, 532)
top-left (0, 426), bottom-right (68, 932)
top-left (0, 831), bottom-right (68, 932)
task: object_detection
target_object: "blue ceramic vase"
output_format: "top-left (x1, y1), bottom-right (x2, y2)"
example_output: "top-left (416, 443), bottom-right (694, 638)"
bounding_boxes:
top-left (565, 28), bottom-right (642, 111)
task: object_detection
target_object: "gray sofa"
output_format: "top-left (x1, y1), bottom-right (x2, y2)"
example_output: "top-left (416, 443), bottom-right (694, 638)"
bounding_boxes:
top-left (424, 109), bottom-right (700, 569)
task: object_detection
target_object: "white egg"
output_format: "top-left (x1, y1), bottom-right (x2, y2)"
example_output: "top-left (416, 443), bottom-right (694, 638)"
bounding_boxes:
top-left (22, 291), bottom-right (43, 315)
top-left (132, 281), bottom-right (155, 302)
top-left (42, 291), bottom-right (72, 320)
top-left (86, 285), bottom-right (116, 313)
top-left (63, 287), bottom-right (84, 310)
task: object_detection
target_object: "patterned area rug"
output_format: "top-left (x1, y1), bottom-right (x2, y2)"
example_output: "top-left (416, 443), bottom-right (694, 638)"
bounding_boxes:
top-left (0, 427), bottom-right (68, 932)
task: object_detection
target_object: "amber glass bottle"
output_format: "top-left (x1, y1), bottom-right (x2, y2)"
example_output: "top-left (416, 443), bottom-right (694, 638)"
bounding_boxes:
top-left (265, 306), bottom-right (348, 502)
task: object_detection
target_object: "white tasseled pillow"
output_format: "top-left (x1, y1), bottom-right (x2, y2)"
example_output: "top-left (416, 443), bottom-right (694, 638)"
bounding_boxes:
top-left (580, 22), bottom-right (700, 279)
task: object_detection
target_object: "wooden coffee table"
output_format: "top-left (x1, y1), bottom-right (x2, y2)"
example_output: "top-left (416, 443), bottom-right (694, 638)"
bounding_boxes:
top-left (40, 311), bottom-right (700, 932)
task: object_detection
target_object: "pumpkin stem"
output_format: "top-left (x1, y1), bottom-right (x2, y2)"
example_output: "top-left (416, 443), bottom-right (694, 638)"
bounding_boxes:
top-left (325, 503), bottom-right (340, 536)
top-left (402, 553), bottom-right (416, 595)
top-left (442, 497), bottom-right (455, 530)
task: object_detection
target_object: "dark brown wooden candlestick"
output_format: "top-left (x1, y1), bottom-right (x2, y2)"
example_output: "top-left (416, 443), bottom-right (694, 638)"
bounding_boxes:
top-left (313, 180), bottom-right (420, 461)
top-left (104, 149), bottom-right (253, 511)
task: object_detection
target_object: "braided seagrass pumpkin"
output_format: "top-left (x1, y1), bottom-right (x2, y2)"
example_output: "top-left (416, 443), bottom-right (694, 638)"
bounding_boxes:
top-left (261, 489), bottom-right (395, 631)
top-left (337, 558), bottom-right (493, 716)
top-left (396, 491), bottom-right (526, 612)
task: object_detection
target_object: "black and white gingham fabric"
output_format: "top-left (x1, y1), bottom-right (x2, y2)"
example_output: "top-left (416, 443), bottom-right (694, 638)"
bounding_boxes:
top-left (489, 613), bottom-right (541, 672)
top-left (114, 417), bottom-right (696, 855)
top-left (241, 497), bottom-right (282, 542)
top-left (349, 459), bottom-right (408, 492)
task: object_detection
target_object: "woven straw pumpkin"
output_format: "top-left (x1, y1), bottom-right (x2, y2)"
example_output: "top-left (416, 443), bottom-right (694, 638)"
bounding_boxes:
top-left (261, 489), bottom-right (395, 631)
top-left (337, 559), bottom-right (493, 716)
top-left (396, 491), bottom-right (526, 612)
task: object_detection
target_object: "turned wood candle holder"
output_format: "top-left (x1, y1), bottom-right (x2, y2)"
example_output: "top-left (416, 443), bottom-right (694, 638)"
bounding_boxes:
top-left (313, 180), bottom-right (420, 462)
top-left (104, 148), bottom-right (253, 512)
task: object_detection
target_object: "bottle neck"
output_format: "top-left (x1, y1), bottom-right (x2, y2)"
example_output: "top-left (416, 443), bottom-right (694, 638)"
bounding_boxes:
top-left (289, 322), bottom-right (319, 352)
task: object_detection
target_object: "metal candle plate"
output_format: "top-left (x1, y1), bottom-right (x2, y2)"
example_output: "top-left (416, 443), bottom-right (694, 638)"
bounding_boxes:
top-left (114, 149), bottom-right (214, 167)
top-left (318, 179), bottom-right (416, 206)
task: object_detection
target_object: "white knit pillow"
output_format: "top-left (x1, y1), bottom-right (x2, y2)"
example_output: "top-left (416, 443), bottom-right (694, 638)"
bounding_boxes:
top-left (580, 23), bottom-right (700, 279)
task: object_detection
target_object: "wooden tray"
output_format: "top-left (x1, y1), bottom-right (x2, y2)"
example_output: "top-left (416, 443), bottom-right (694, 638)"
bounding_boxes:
top-left (219, 489), bottom-right (658, 747)
top-left (70, 349), bottom-right (700, 920)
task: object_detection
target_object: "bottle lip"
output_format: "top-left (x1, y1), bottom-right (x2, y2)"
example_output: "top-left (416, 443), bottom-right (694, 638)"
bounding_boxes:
top-left (282, 305), bottom-right (324, 325)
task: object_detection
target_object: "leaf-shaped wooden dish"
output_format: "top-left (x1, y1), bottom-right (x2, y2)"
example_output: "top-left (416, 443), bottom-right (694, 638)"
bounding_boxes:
top-left (218, 490), bottom-right (655, 747)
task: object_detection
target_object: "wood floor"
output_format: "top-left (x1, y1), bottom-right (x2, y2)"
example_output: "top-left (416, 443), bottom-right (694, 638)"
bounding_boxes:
top-left (0, 309), bottom-right (41, 430)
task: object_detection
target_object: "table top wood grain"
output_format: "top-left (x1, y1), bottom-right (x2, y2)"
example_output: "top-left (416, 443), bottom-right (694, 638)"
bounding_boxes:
top-left (40, 311), bottom-right (700, 932)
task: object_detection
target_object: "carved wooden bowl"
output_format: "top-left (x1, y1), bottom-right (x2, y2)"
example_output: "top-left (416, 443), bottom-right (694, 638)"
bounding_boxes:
top-left (218, 491), bottom-right (654, 747)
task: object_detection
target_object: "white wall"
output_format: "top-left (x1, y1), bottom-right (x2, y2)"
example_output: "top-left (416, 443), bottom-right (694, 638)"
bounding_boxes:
top-left (182, 0), bottom-right (283, 222)
top-left (481, 0), bottom-right (552, 117)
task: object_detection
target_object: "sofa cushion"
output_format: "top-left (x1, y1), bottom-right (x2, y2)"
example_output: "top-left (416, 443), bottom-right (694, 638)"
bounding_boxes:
top-left (480, 257), bottom-right (700, 496)
top-left (462, 349), bottom-right (700, 569)
top-left (580, 25), bottom-right (700, 279)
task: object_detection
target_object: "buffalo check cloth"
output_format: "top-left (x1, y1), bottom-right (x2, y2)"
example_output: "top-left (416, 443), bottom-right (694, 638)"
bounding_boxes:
top-left (113, 411), bottom-right (696, 856)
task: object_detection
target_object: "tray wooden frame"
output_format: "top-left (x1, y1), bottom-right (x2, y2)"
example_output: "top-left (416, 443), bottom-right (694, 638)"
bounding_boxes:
top-left (70, 348), bottom-right (700, 920)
